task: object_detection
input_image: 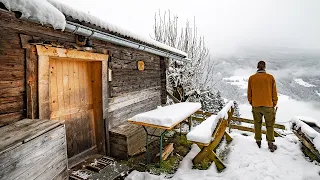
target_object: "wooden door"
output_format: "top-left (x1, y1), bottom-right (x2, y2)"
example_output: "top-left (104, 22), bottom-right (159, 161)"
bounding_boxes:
top-left (49, 58), bottom-right (102, 158)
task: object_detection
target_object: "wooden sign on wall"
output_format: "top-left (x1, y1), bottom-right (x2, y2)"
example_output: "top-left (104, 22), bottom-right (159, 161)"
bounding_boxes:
top-left (137, 60), bottom-right (145, 71)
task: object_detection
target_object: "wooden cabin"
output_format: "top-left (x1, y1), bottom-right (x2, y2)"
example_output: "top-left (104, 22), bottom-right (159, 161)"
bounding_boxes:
top-left (0, 0), bottom-right (188, 173)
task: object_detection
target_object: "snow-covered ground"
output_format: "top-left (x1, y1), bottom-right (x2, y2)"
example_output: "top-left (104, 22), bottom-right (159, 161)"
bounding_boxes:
top-left (126, 95), bottom-right (320, 180)
top-left (127, 131), bottom-right (320, 180)
top-left (294, 78), bottom-right (316, 87)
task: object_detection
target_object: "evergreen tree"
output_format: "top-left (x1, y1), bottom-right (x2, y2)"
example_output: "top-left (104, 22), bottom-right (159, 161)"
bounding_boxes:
top-left (200, 89), bottom-right (215, 113)
top-left (216, 91), bottom-right (225, 111)
top-left (232, 100), bottom-right (241, 125)
top-left (233, 100), bottom-right (241, 118)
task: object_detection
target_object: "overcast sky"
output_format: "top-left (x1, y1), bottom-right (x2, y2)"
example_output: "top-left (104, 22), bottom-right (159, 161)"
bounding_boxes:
top-left (57, 0), bottom-right (320, 56)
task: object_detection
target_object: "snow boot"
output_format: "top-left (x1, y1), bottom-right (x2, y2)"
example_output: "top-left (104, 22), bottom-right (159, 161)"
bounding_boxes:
top-left (256, 141), bottom-right (261, 148)
top-left (268, 142), bottom-right (277, 152)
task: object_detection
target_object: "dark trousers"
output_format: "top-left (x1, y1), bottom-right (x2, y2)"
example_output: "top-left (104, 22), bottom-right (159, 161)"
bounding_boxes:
top-left (252, 106), bottom-right (275, 142)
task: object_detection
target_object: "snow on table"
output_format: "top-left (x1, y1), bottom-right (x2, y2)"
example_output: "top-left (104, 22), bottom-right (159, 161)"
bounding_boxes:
top-left (128, 102), bottom-right (201, 129)
top-left (186, 101), bottom-right (234, 144)
top-left (291, 116), bottom-right (320, 152)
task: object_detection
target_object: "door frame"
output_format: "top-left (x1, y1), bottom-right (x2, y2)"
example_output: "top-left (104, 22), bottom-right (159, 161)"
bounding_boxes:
top-left (36, 45), bottom-right (109, 157)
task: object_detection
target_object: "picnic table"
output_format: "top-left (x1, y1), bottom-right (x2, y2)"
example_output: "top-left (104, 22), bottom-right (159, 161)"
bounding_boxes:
top-left (128, 102), bottom-right (201, 164)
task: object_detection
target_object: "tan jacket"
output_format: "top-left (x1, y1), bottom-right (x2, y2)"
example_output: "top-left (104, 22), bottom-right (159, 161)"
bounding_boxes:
top-left (247, 71), bottom-right (278, 107)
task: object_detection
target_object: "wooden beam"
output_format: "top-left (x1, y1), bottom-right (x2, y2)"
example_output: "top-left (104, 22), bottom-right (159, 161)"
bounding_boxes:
top-left (191, 116), bottom-right (206, 122)
top-left (166, 90), bottom-right (180, 103)
top-left (293, 130), bottom-right (320, 160)
top-left (102, 60), bottom-right (109, 155)
top-left (20, 34), bottom-right (38, 119)
top-left (36, 45), bottom-right (108, 61)
top-left (231, 117), bottom-right (286, 130)
top-left (38, 55), bottom-right (50, 119)
top-left (230, 124), bottom-right (281, 137)
top-left (194, 110), bottom-right (214, 117)
top-left (162, 143), bottom-right (174, 161)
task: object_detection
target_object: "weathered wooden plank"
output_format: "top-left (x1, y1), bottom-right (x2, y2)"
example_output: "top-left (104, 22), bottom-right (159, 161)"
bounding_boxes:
top-left (0, 125), bottom-right (65, 166)
top-left (0, 101), bottom-right (24, 114)
top-left (50, 104), bottom-right (93, 119)
top-left (109, 136), bottom-right (127, 145)
top-left (79, 62), bottom-right (85, 106)
top-left (293, 130), bottom-right (320, 160)
top-left (0, 126), bottom-right (66, 180)
top-left (33, 148), bottom-right (68, 180)
top-left (50, 59), bottom-right (59, 116)
top-left (102, 60), bottom-right (109, 155)
top-left (92, 61), bottom-right (104, 154)
top-left (0, 70), bottom-right (25, 80)
top-left (231, 117), bottom-right (286, 130)
top-left (52, 167), bottom-right (69, 180)
top-left (62, 59), bottom-right (71, 111)
top-left (1, 128), bottom-right (65, 177)
top-left (0, 112), bottom-right (24, 127)
top-left (108, 86), bottom-right (160, 104)
top-left (0, 119), bottom-right (61, 152)
top-left (108, 91), bottom-right (160, 112)
top-left (0, 55), bottom-right (25, 64)
top-left (0, 80), bottom-right (24, 89)
top-left (109, 96), bottom-right (159, 128)
top-left (194, 110), bottom-right (214, 117)
top-left (36, 45), bottom-right (108, 61)
top-left (110, 141), bottom-right (128, 152)
top-left (230, 124), bottom-right (281, 137)
top-left (0, 63), bottom-right (24, 71)
top-left (7, 143), bottom-right (66, 180)
top-left (38, 55), bottom-right (50, 119)
top-left (24, 43), bottom-right (38, 119)
top-left (0, 87), bottom-right (24, 98)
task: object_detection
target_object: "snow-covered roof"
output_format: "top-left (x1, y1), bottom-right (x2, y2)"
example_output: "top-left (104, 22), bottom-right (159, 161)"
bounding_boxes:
top-left (0, 0), bottom-right (187, 57)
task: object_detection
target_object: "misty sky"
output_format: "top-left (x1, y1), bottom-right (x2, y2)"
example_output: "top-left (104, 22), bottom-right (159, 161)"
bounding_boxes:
top-left (57, 0), bottom-right (320, 56)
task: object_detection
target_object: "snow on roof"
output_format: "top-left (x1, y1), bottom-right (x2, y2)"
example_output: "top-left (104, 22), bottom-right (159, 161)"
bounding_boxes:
top-left (129, 102), bottom-right (201, 128)
top-left (291, 116), bottom-right (320, 153)
top-left (0, 0), bottom-right (66, 29)
top-left (0, 0), bottom-right (187, 57)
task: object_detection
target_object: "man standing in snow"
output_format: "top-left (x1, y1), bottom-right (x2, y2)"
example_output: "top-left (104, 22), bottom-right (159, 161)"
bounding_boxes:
top-left (247, 61), bottom-right (278, 152)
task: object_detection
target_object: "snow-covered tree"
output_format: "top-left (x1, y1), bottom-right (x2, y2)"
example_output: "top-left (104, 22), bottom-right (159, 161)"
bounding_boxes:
top-left (153, 10), bottom-right (215, 102)
top-left (231, 100), bottom-right (241, 125)
top-left (213, 91), bottom-right (225, 113)
top-left (233, 100), bottom-right (241, 118)
top-left (199, 89), bottom-right (215, 113)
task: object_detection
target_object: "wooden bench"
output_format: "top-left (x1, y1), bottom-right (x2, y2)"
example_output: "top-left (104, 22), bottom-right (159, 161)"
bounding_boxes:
top-left (187, 102), bottom-right (234, 172)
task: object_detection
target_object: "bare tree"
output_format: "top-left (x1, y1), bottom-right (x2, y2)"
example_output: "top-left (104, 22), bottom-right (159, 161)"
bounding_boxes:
top-left (153, 10), bottom-right (216, 101)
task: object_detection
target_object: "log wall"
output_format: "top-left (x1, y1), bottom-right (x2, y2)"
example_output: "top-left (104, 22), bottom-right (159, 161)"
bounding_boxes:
top-left (0, 9), bottom-right (167, 157)
top-left (0, 27), bottom-right (26, 126)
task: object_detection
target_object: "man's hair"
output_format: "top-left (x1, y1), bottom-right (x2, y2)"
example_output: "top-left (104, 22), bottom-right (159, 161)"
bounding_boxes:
top-left (257, 61), bottom-right (266, 70)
